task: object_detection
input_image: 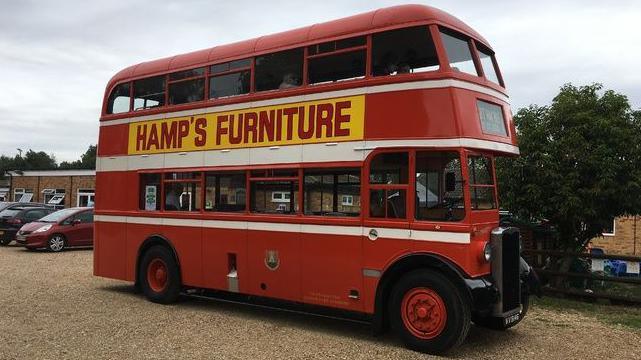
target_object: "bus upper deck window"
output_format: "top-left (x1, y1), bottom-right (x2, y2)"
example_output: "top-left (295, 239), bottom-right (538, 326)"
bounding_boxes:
top-left (168, 67), bottom-right (205, 105)
top-left (372, 26), bottom-right (439, 76)
top-left (255, 49), bottom-right (303, 91)
top-left (308, 37), bottom-right (366, 84)
top-left (476, 43), bottom-right (502, 85)
top-left (439, 29), bottom-right (479, 76)
top-left (133, 76), bottom-right (166, 110)
top-left (106, 83), bottom-right (130, 114)
top-left (209, 59), bottom-right (251, 99)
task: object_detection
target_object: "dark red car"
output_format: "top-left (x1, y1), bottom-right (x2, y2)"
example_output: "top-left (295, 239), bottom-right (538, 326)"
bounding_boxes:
top-left (16, 207), bottom-right (94, 251)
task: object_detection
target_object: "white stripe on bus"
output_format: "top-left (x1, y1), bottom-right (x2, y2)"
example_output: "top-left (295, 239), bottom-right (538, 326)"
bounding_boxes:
top-left (93, 215), bottom-right (471, 244)
top-left (99, 79), bottom-right (509, 127)
top-left (95, 138), bottom-right (518, 172)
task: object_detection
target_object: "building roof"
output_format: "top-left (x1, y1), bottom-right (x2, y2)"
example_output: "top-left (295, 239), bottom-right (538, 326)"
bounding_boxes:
top-left (105, 4), bottom-right (488, 92)
top-left (6, 170), bottom-right (96, 177)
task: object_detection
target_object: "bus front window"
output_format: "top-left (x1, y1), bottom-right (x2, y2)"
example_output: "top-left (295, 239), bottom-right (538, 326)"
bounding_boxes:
top-left (415, 151), bottom-right (464, 221)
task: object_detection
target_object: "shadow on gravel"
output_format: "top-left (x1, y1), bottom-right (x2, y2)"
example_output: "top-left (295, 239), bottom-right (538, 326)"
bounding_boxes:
top-left (98, 283), bottom-right (524, 356)
top-left (3, 243), bottom-right (93, 253)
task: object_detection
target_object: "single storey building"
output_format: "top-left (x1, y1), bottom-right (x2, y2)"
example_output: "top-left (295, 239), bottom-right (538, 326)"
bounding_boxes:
top-left (5, 170), bottom-right (95, 208)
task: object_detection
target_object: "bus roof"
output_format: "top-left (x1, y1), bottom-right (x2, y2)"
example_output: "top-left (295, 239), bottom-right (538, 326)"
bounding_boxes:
top-left (106, 4), bottom-right (488, 90)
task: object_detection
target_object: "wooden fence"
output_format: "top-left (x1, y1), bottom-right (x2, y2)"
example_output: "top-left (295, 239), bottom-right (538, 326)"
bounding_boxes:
top-left (523, 249), bottom-right (641, 305)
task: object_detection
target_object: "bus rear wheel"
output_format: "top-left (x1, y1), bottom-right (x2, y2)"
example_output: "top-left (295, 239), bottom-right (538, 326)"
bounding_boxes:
top-left (139, 245), bottom-right (181, 304)
top-left (389, 269), bottom-right (471, 355)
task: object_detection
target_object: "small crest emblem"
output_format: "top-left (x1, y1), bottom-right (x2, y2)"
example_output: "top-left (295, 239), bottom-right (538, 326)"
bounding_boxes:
top-left (265, 250), bottom-right (280, 271)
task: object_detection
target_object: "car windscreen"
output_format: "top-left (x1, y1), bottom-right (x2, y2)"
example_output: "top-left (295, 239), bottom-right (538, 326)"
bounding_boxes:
top-left (38, 209), bottom-right (76, 223)
top-left (0, 209), bottom-right (20, 217)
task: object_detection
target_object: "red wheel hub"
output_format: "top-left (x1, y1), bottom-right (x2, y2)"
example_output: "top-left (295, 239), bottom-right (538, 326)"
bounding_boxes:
top-left (401, 287), bottom-right (447, 339)
top-left (147, 258), bottom-right (168, 293)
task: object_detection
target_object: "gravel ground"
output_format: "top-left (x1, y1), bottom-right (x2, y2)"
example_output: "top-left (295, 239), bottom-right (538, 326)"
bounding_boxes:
top-left (0, 245), bottom-right (640, 360)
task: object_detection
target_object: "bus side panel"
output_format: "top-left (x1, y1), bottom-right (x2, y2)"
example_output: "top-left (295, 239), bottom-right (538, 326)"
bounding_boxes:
top-left (97, 124), bottom-right (129, 156)
top-left (161, 225), bottom-right (204, 287)
top-left (125, 223), bottom-right (161, 282)
top-left (202, 227), bottom-right (248, 292)
top-left (301, 232), bottom-right (364, 312)
top-left (95, 171), bottom-right (130, 211)
top-left (365, 89), bottom-right (458, 139)
top-left (246, 229), bottom-right (301, 302)
top-left (94, 221), bottom-right (127, 280)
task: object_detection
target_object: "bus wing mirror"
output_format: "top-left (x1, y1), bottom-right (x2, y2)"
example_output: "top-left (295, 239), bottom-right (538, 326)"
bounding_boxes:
top-left (445, 172), bottom-right (456, 192)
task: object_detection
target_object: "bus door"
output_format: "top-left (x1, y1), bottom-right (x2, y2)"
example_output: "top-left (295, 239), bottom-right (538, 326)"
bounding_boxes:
top-left (245, 169), bottom-right (302, 302)
top-left (362, 151), bottom-right (412, 309)
top-left (300, 169), bottom-right (364, 312)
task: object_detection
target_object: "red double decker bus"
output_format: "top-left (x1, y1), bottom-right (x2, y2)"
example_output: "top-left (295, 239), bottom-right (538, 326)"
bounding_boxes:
top-left (95, 5), bottom-right (538, 354)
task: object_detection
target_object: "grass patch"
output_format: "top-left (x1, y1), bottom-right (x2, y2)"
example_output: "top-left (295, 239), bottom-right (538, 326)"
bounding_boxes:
top-left (532, 296), bottom-right (641, 331)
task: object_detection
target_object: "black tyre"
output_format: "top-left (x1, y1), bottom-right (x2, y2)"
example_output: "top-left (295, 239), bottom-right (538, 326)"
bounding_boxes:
top-left (389, 269), bottom-right (471, 355)
top-left (139, 245), bottom-right (181, 304)
top-left (47, 234), bottom-right (66, 252)
top-left (0, 237), bottom-right (12, 246)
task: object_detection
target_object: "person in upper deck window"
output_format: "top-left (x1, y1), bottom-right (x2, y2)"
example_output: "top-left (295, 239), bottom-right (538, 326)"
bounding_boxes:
top-left (279, 73), bottom-right (299, 89)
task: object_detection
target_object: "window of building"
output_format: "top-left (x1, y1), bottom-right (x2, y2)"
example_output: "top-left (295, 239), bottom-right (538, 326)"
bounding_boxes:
top-left (77, 189), bottom-right (95, 207)
top-left (139, 173), bottom-right (161, 211)
top-left (46, 189), bottom-right (66, 208)
top-left (468, 156), bottom-right (496, 210)
top-left (106, 83), bottom-right (131, 114)
top-left (13, 188), bottom-right (33, 202)
top-left (42, 188), bottom-right (65, 205)
top-left (304, 169), bottom-right (360, 216)
top-left (163, 172), bottom-right (201, 212)
top-left (209, 58), bottom-right (251, 98)
top-left (602, 218), bottom-right (616, 236)
top-left (439, 29), bottom-right (479, 76)
top-left (168, 67), bottom-right (205, 105)
top-left (308, 36), bottom-right (366, 84)
top-left (476, 43), bottom-right (501, 85)
top-left (372, 26), bottom-right (439, 76)
top-left (204, 172), bottom-right (246, 212)
top-left (369, 152), bottom-right (409, 219)
top-left (255, 49), bottom-right (303, 91)
top-left (415, 151), bottom-right (465, 221)
top-left (133, 76), bottom-right (165, 110)
top-left (250, 169), bottom-right (298, 214)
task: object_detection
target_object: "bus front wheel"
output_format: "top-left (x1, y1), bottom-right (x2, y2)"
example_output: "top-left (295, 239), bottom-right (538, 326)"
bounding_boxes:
top-left (389, 269), bottom-right (471, 355)
top-left (139, 245), bottom-right (181, 304)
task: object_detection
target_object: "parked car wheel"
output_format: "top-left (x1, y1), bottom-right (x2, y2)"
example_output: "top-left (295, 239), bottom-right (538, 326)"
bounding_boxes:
top-left (389, 269), bottom-right (471, 355)
top-left (0, 238), bottom-right (11, 246)
top-left (47, 234), bottom-right (66, 252)
top-left (139, 245), bottom-right (181, 304)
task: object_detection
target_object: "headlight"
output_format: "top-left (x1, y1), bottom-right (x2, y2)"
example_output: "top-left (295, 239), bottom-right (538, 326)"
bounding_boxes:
top-left (33, 224), bottom-right (52, 233)
top-left (483, 242), bottom-right (492, 262)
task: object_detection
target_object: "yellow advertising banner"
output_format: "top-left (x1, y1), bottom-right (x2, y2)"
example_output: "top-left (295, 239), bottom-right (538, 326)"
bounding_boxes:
top-left (127, 95), bottom-right (365, 155)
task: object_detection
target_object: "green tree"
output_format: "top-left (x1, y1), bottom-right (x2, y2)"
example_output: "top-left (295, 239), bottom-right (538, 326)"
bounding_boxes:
top-left (497, 83), bottom-right (641, 252)
top-left (59, 145), bottom-right (96, 170)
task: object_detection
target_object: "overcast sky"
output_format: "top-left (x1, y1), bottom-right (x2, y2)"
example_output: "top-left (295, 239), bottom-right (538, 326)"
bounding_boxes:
top-left (1, 0), bottom-right (639, 162)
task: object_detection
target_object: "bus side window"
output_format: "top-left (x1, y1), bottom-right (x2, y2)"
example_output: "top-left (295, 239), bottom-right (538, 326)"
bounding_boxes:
top-left (415, 151), bottom-right (464, 221)
top-left (369, 152), bottom-right (408, 219)
top-left (303, 169), bottom-right (360, 216)
top-left (209, 58), bottom-right (251, 99)
top-left (106, 83), bottom-right (130, 114)
top-left (168, 67), bottom-right (205, 105)
top-left (205, 172), bottom-right (247, 212)
top-left (439, 29), bottom-right (479, 76)
top-left (372, 26), bottom-right (440, 76)
top-left (133, 76), bottom-right (166, 110)
top-left (250, 169), bottom-right (299, 214)
top-left (163, 172), bottom-right (202, 212)
top-left (255, 49), bottom-right (303, 91)
top-left (307, 36), bottom-right (366, 84)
